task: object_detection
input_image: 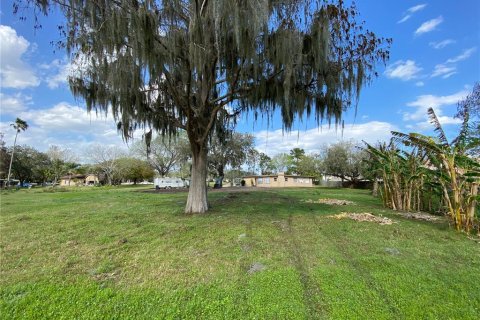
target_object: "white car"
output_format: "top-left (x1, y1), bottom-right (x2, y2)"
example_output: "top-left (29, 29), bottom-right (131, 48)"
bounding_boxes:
top-left (154, 177), bottom-right (186, 189)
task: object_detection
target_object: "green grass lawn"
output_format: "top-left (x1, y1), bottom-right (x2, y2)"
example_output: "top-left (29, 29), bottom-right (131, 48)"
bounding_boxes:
top-left (1, 186), bottom-right (479, 319)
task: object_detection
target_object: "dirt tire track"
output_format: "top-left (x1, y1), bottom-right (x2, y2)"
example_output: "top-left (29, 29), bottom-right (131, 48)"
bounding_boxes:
top-left (285, 214), bottom-right (328, 320)
top-left (308, 212), bottom-right (402, 318)
top-left (234, 208), bottom-right (255, 316)
top-left (270, 191), bottom-right (328, 319)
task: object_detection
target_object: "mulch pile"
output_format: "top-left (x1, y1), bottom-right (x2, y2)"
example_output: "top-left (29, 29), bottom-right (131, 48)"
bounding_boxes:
top-left (329, 212), bottom-right (395, 225)
top-left (304, 198), bottom-right (355, 205)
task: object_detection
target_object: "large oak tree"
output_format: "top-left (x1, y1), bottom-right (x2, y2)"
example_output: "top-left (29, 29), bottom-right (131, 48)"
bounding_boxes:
top-left (17, 0), bottom-right (390, 213)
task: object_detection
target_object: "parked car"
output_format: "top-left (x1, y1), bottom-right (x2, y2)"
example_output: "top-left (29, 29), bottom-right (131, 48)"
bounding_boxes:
top-left (20, 182), bottom-right (36, 188)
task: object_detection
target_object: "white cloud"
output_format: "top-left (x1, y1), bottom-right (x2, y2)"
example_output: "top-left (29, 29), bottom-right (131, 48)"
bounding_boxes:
top-left (385, 60), bottom-right (422, 81)
top-left (445, 47), bottom-right (476, 63)
top-left (398, 4), bottom-right (427, 24)
top-left (398, 15), bottom-right (411, 24)
top-left (403, 89), bottom-right (469, 122)
top-left (431, 64), bottom-right (457, 78)
top-left (415, 81), bottom-right (425, 87)
top-left (415, 16), bottom-right (443, 35)
top-left (40, 52), bottom-right (95, 89)
top-left (0, 25), bottom-right (40, 88)
top-left (430, 47), bottom-right (476, 79)
top-left (429, 39), bottom-right (456, 49)
top-left (408, 4), bottom-right (428, 13)
top-left (1, 102), bottom-right (144, 161)
top-left (0, 93), bottom-right (32, 115)
top-left (41, 58), bottom-right (71, 89)
top-left (254, 121), bottom-right (397, 156)
top-left (415, 115), bottom-right (462, 130)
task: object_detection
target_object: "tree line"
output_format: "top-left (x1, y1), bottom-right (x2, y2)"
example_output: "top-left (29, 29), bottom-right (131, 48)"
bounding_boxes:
top-left (1, 128), bottom-right (370, 188)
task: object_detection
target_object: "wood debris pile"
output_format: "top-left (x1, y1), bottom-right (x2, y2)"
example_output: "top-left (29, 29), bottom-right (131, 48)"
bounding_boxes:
top-left (329, 212), bottom-right (395, 225)
top-left (304, 198), bottom-right (355, 205)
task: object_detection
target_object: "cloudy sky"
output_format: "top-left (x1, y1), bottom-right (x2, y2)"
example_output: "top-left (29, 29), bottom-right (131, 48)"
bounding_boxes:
top-left (1, 0), bottom-right (479, 160)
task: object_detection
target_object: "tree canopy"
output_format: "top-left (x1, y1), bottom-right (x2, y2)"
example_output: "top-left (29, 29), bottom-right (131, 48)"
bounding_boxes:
top-left (208, 132), bottom-right (255, 186)
top-left (130, 133), bottom-right (190, 177)
top-left (321, 141), bottom-right (365, 183)
top-left (17, 0), bottom-right (391, 212)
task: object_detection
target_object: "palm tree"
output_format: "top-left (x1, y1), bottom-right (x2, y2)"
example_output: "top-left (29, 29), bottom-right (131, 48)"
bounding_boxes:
top-left (6, 118), bottom-right (28, 188)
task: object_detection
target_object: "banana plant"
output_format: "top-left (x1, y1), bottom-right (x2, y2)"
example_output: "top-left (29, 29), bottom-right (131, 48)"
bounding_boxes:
top-left (392, 108), bottom-right (480, 232)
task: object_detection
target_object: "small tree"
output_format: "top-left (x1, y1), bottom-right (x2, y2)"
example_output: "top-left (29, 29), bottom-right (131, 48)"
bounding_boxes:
top-left (271, 153), bottom-right (293, 174)
top-left (208, 132), bottom-right (255, 187)
top-left (296, 153), bottom-right (322, 178)
top-left (131, 133), bottom-right (190, 178)
top-left (87, 144), bottom-right (125, 185)
top-left (6, 118), bottom-right (28, 187)
top-left (322, 141), bottom-right (365, 184)
top-left (116, 157), bottom-right (155, 184)
top-left (289, 148), bottom-right (306, 175)
top-left (258, 152), bottom-right (274, 175)
top-left (47, 145), bottom-right (78, 185)
top-left (7, 145), bottom-right (51, 184)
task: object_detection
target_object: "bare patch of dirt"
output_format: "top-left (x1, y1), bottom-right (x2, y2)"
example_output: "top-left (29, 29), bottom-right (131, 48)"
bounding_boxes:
top-left (247, 262), bottom-right (266, 274)
top-left (329, 212), bottom-right (395, 225)
top-left (92, 271), bottom-right (119, 282)
top-left (271, 220), bottom-right (288, 232)
top-left (16, 215), bottom-right (32, 221)
top-left (304, 198), bottom-right (355, 205)
top-left (66, 240), bottom-right (79, 247)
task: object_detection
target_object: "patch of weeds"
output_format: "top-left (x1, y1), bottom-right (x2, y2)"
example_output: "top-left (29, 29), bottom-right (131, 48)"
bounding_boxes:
top-left (89, 260), bottom-right (120, 285)
top-left (15, 215), bottom-right (32, 222)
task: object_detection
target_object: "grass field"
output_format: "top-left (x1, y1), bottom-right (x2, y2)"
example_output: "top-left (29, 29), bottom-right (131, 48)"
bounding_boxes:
top-left (1, 186), bottom-right (479, 319)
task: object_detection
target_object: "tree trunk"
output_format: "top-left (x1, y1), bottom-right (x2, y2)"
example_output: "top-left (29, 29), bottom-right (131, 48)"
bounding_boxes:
top-left (217, 164), bottom-right (225, 187)
top-left (6, 130), bottom-right (19, 188)
top-left (372, 178), bottom-right (379, 197)
top-left (466, 182), bottom-right (478, 233)
top-left (185, 144), bottom-right (209, 214)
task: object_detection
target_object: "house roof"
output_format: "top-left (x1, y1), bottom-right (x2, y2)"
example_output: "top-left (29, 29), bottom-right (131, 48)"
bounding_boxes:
top-left (60, 173), bottom-right (100, 179)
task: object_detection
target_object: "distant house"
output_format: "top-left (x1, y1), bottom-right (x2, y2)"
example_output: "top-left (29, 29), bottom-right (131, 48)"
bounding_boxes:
top-left (60, 174), bottom-right (99, 186)
top-left (243, 172), bottom-right (314, 188)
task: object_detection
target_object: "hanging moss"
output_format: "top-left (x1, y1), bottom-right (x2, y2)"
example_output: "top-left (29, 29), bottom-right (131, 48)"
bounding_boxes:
top-left (26, 0), bottom-right (390, 143)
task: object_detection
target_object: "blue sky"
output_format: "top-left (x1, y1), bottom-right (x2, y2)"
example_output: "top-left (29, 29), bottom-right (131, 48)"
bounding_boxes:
top-left (1, 0), bottom-right (479, 160)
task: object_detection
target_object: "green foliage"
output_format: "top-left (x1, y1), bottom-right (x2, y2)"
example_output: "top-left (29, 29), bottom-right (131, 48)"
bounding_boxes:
top-left (6, 145), bottom-right (51, 183)
top-left (116, 157), bottom-right (155, 183)
top-left (208, 132), bottom-right (255, 179)
top-left (322, 141), bottom-right (366, 183)
top-left (270, 153), bottom-right (293, 173)
top-left (258, 152), bottom-right (274, 175)
top-left (130, 133), bottom-right (190, 178)
top-left (366, 104), bottom-right (480, 233)
top-left (0, 133), bottom-right (8, 178)
top-left (455, 82), bottom-right (480, 155)
top-left (10, 118), bottom-right (28, 133)
top-left (295, 153), bottom-right (322, 179)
